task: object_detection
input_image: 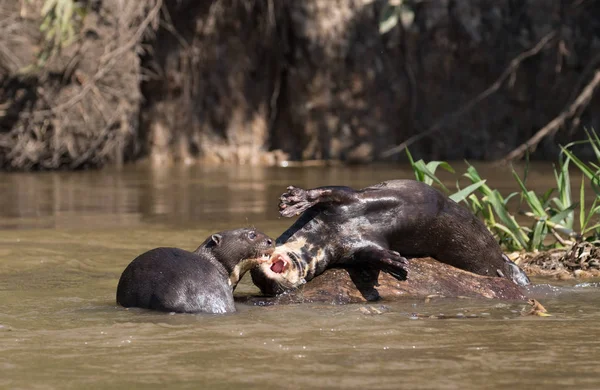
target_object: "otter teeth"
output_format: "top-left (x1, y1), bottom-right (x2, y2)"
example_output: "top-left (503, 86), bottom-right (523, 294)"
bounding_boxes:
top-left (269, 255), bottom-right (288, 274)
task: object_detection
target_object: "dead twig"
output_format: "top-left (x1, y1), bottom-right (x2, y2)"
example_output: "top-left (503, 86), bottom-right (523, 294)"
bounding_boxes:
top-left (380, 32), bottom-right (557, 159)
top-left (24, 0), bottom-right (162, 118)
top-left (501, 69), bottom-right (600, 162)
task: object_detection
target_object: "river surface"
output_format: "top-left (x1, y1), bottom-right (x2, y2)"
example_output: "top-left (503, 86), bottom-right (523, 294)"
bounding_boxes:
top-left (1, 163), bottom-right (600, 389)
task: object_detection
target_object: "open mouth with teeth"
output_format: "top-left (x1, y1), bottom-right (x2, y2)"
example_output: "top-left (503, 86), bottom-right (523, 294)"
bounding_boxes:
top-left (250, 249), bottom-right (307, 294)
top-left (269, 253), bottom-right (291, 274)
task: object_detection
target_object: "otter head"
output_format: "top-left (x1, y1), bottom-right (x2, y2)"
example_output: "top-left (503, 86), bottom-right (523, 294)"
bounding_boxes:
top-left (250, 244), bottom-right (309, 296)
top-left (195, 228), bottom-right (275, 289)
top-left (497, 254), bottom-right (531, 287)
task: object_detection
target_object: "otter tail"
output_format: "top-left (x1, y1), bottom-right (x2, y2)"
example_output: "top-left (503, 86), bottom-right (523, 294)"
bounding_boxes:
top-left (497, 254), bottom-right (531, 287)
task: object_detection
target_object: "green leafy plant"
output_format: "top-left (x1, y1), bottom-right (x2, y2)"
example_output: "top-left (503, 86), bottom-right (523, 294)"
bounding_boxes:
top-left (561, 128), bottom-right (600, 194)
top-left (34, 0), bottom-right (87, 67)
top-left (560, 128), bottom-right (600, 240)
top-left (405, 148), bottom-right (486, 204)
top-left (379, 0), bottom-right (416, 34)
top-left (406, 130), bottom-right (600, 252)
top-left (461, 164), bottom-right (531, 251)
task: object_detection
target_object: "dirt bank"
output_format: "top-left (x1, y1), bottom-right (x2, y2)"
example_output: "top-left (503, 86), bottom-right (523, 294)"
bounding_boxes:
top-left (1, 0), bottom-right (599, 170)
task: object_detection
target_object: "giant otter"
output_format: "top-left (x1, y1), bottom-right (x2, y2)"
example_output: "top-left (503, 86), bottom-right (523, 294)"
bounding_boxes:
top-left (252, 180), bottom-right (530, 296)
top-left (117, 228), bottom-right (274, 314)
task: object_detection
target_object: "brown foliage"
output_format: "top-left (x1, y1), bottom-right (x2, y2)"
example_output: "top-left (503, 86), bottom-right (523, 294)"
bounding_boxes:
top-left (0, 0), bottom-right (160, 170)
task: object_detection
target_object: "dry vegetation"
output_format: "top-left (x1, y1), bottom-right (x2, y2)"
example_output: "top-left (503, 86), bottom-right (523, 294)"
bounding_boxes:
top-left (0, 0), bottom-right (162, 169)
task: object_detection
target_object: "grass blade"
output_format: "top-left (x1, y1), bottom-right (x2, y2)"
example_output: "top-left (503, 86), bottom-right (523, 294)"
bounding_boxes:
top-left (580, 175), bottom-right (586, 230)
top-left (530, 221), bottom-right (547, 252)
top-left (449, 181), bottom-right (486, 204)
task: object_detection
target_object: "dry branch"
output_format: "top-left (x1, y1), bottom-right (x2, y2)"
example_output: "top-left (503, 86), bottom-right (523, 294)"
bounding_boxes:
top-left (380, 32), bottom-right (557, 159)
top-left (28, 0), bottom-right (163, 118)
top-left (0, 0), bottom-right (163, 170)
top-left (501, 69), bottom-right (600, 162)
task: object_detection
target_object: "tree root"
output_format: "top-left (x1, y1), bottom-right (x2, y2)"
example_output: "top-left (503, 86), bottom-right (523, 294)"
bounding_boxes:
top-left (380, 32), bottom-right (557, 159)
top-left (502, 70), bottom-right (600, 162)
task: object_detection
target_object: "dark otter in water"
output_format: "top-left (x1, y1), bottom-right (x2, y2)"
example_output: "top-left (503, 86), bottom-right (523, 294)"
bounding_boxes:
top-left (251, 180), bottom-right (530, 296)
top-left (117, 228), bottom-right (274, 314)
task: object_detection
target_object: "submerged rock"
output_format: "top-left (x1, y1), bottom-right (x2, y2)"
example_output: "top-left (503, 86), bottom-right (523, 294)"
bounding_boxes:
top-left (239, 257), bottom-right (527, 306)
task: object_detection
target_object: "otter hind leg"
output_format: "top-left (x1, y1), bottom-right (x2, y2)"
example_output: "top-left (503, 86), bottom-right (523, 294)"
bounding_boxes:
top-left (279, 186), bottom-right (328, 217)
top-left (278, 185), bottom-right (358, 217)
top-left (499, 254), bottom-right (531, 286)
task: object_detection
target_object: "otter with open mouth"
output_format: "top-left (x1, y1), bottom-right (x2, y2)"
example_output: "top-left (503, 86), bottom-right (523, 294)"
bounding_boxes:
top-left (117, 228), bottom-right (274, 314)
top-left (251, 180), bottom-right (530, 297)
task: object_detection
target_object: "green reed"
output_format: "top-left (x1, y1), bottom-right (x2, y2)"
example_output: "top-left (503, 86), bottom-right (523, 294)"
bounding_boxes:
top-left (406, 130), bottom-right (600, 252)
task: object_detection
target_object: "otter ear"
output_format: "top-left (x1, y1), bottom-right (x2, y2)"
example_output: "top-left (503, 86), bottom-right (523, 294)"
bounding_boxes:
top-left (210, 234), bottom-right (222, 247)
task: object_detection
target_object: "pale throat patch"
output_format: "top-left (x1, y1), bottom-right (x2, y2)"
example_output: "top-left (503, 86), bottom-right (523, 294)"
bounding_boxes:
top-left (276, 238), bottom-right (327, 279)
top-left (228, 254), bottom-right (271, 288)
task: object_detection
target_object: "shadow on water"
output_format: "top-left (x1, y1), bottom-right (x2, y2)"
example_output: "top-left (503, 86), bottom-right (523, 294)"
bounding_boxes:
top-left (1, 162), bottom-right (600, 389)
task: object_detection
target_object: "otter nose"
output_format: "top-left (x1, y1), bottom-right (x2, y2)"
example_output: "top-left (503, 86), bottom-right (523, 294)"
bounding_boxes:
top-left (266, 238), bottom-right (273, 246)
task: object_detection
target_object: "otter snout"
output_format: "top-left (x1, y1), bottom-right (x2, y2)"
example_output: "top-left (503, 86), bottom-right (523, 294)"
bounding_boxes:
top-left (254, 235), bottom-right (275, 256)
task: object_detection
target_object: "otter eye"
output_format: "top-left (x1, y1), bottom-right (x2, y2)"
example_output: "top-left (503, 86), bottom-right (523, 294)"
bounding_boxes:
top-left (248, 232), bottom-right (257, 240)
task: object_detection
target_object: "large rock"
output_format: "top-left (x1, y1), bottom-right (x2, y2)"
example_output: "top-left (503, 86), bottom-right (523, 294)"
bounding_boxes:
top-left (239, 256), bottom-right (527, 305)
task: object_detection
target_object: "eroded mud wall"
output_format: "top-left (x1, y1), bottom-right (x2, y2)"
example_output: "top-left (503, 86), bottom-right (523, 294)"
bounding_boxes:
top-left (1, 0), bottom-right (599, 170)
top-left (140, 0), bottom-right (600, 164)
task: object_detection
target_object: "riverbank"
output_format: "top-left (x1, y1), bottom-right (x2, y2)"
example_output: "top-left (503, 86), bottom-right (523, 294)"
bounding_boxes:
top-left (514, 243), bottom-right (600, 280)
top-left (2, 0), bottom-right (600, 170)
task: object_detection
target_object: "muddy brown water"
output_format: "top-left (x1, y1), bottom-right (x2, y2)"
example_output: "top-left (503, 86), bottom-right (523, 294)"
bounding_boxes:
top-left (1, 163), bottom-right (600, 389)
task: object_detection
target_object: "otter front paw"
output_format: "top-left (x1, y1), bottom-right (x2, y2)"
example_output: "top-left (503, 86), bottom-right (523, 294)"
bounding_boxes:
top-left (379, 251), bottom-right (409, 280)
top-left (279, 186), bottom-right (316, 217)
